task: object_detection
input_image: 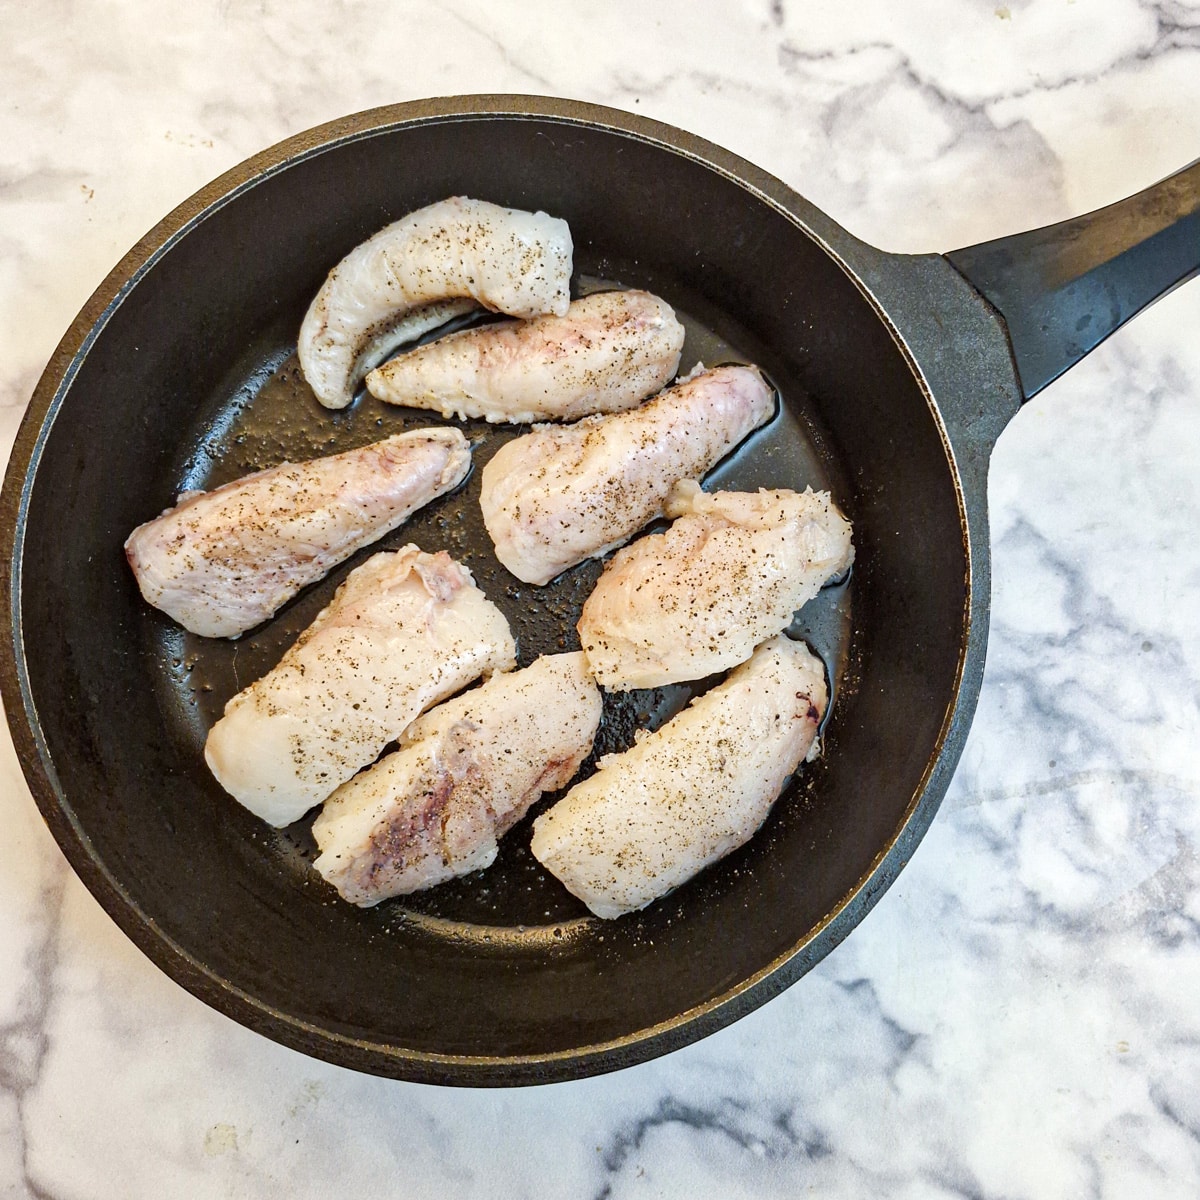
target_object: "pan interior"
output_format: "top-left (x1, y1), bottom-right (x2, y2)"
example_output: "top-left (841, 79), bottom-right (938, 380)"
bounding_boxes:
top-left (13, 114), bottom-right (967, 1076)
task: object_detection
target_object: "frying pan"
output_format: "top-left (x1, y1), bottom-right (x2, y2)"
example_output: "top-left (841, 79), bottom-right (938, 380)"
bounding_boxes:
top-left (2, 96), bottom-right (1196, 1086)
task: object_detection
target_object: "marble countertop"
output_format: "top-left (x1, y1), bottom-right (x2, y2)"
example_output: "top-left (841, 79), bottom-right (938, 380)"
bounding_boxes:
top-left (3, 2), bottom-right (1199, 1196)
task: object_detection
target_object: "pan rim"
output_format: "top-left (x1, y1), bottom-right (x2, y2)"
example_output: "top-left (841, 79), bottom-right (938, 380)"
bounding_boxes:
top-left (0, 95), bottom-right (976, 1084)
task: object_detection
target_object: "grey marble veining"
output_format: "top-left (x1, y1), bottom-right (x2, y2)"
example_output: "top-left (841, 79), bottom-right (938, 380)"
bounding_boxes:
top-left (2, 0), bottom-right (1199, 1196)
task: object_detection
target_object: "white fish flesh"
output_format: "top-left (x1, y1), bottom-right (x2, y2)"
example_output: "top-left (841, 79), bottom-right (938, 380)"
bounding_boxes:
top-left (204, 547), bottom-right (516, 827)
top-left (298, 196), bottom-right (573, 409)
top-left (530, 635), bottom-right (827, 919)
top-left (479, 364), bottom-right (775, 585)
top-left (365, 290), bottom-right (685, 423)
top-left (578, 481), bottom-right (854, 689)
top-left (124, 428), bottom-right (472, 639)
top-left (312, 653), bottom-right (602, 905)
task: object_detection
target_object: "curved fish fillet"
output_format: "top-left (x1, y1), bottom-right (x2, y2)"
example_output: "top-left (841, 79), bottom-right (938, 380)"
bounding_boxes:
top-left (299, 196), bottom-right (573, 409)
top-left (312, 653), bottom-right (602, 905)
top-left (579, 481), bottom-right (854, 689)
top-left (530, 635), bottom-right (827, 919)
top-left (480, 364), bottom-right (775, 585)
top-left (365, 290), bottom-right (685, 423)
top-left (125, 428), bottom-right (472, 639)
top-left (204, 547), bottom-right (516, 827)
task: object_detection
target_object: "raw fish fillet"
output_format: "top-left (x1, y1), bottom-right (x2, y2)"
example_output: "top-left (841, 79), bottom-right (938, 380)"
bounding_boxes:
top-left (204, 547), bottom-right (516, 827)
top-left (298, 197), bottom-right (572, 409)
top-left (365, 290), bottom-right (684, 423)
top-left (531, 635), bottom-right (827, 919)
top-left (125, 428), bottom-right (471, 638)
top-left (480, 364), bottom-right (774, 585)
top-left (312, 653), bottom-right (602, 904)
top-left (579, 481), bottom-right (853, 689)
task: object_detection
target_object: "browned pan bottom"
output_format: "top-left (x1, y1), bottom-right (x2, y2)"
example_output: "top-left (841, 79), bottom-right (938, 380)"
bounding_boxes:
top-left (151, 269), bottom-right (857, 942)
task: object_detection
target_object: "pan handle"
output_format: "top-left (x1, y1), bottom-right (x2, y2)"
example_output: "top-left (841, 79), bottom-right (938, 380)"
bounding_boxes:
top-left (945, 159), bottom-right (1199, 401)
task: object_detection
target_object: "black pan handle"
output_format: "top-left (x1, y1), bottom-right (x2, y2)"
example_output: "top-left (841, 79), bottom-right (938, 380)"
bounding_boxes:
top-left (946, 159), bottom-right (1199, 401)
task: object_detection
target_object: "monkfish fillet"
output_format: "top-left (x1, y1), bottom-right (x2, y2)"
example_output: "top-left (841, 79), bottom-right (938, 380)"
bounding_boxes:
top-left (299, 197), bottom-right (573, 409)
top-left (312, 653), bottom-right (602, 905)
top-left (579, 481), bottom-right (854, 689)
top-left (365, 290), bottom-right (685, 423)
top-left (204, 547), bottom-right (516, 827)
top-left (124, 428), bottom-right (472, 639)
top-left (530, 635), bottom-right (827, 919)
top-left (479, 364), bottom-right (775, 585)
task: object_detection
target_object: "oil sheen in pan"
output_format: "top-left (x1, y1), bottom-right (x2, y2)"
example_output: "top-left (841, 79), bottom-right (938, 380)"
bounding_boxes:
top-left (147, 272), bottom-right (858, 943)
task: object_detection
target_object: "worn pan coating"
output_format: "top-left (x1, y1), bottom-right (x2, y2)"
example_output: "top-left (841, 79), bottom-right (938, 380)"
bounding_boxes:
top-left (2, 96), bottom-right (1196, 1085)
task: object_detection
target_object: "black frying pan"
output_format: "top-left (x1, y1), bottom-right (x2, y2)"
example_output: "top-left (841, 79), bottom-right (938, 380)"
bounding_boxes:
top-left (2, 96), bottom-right (1196, 1086)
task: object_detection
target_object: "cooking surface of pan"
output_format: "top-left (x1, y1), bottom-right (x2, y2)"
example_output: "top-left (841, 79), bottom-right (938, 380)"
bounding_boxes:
top-left (159, 271), bottom-right (855, 915)
top-left (2, 98), bottom-right (1012, 1082)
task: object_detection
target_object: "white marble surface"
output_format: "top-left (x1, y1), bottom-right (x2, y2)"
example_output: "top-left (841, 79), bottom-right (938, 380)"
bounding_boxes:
top-left (3, 1), bottom-right (1200, 1195)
